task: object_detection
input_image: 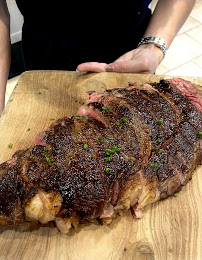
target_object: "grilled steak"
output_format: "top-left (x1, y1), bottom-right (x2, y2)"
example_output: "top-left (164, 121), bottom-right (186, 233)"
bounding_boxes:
top-left (0, 78), bottom-right (201, 233)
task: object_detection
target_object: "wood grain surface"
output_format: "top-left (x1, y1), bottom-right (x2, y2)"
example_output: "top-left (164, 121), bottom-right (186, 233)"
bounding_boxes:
top-left (0, 71), bottom-right (201, 260)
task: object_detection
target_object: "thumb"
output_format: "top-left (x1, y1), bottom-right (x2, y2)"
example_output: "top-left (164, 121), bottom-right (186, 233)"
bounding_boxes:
top-left (105, 60), bottom-right (148, 73)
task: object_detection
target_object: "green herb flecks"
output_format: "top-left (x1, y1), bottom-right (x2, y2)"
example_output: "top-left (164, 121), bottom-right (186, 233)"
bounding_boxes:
top-left (108, 137), bottom-right (114, 140)
top-left (83, 144), bottom-right (89, 149)
top-left (158, 149), bottom-right (164, 154)
top-left (102, 106), bottom-right (112, 112)
top-left (104, 146), bottom-right (121, 156)
top-left (27, 128), bottom-right (31, 131)
top-left (105, 168), bottom-right (110, 173)
top-left (149, 163), bottom-right (158, 168)
top-left (98, 137), bottom-right (105, 143)
top-left (38, 91), bottom-right (42, 94)
top-left (8, 143), bottom-right (13, 148)
top-left (50, 117), bottom-right (55, 120)
top-left (105, 157), bottom-right (112, 163)
top-left (157, 119), bottom-right (163, 126)
top-left (9, 99), bottom-right (13, 102)
top-left (164, 109), bottom-right (169, 113)
top-left (173, 193), bottom-right (178, 197)
top-left (122, 117), bottom-right (128, 123)
top-left (198, 132), bottom-right (202, 138)
top-left (46, 157), bottom-right (51, 164)
top-left (115, 122), bottom-right (121, 127)
top-left (157, 139), bottom-right (161, 143)
top-left (147, 90), bottom-right (153, 94)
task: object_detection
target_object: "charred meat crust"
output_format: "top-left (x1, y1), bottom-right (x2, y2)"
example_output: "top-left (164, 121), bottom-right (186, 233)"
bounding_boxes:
top-left (0, 78), bottom-right (201, 230)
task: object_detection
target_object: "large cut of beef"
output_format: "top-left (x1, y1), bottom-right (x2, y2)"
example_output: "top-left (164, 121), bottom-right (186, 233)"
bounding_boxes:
top-left (0, 78), bottom-right (201, 233)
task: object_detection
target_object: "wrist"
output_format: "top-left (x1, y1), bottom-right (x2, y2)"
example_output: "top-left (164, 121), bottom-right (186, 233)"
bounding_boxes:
top-left (137, 43), bottom-right (164, 63)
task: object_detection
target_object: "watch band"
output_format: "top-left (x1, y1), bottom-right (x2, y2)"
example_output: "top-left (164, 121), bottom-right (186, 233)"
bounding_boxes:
top-left (137, 37), bottom-right (167, 58)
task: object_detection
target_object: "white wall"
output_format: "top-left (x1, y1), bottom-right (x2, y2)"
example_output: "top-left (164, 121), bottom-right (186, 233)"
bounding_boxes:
top-left (7, 0), bottom-right (23, 44)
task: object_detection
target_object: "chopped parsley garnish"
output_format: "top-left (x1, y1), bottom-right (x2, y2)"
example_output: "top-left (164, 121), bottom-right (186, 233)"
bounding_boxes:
top-left (148, 133), bottom-right (152, 137)
top-left (105, 157), bottom-right (112, 163)
top-left (27, 128), bottom-right (31, 131)
top-left (102, 106), bottom-right (108, 111)
top-left (98, 137), bottom-right (105, 143)
top-left (185, 97), bottom-right (190, 102)
top-left (130, 161), bottom-right (134, 165)
top-left (38, 91), bottom-right (42, 94)
top-left (160, 159), bottom-right (164, 163)
top-left (149, 163), bottom-right (158, 168)
top-left (157, 119), bottom-right (163, 126)
top-left (160, 93), bottom-right (164, 98)
top-left (105, 167), bottom-right (110, 173)
top-left (83, 144), bottom-right (89, 149)
top-left (140, 84), bottom-right (144, 87)
top-left (44, 147), bottom-right (49, 152)
top-left (108, 137), bottom-right (114, 140)
top-left (31, 157), bottom-right (35, 161)
top-left (122, 117), bottom-right (128, 123)
top-left (158, 149), bottom-right (164, 154)
top-left (115, 122), bottom-right (121, 127)
top-left (157, 139), bottom-right (161, 143)
top-left (104, 146), bottom-right (121, 156)
top-left (9, 99), bottom-right (13, 102)
top-left (46, 157), bottom-right (51, 164)
top-left (173, 193), bottom-right (178, 197)
top-left (199, 132), bottom-right (202, 138)
top-left (102, 106), bottom-right (112, 112)
top-left (50, 117), bottom-right (55, 120)
top-left (8, 143), bottom-right (13, 148)
top-left (153, 82), bottom-right (157, 85)
top-left (153, 147), bottom-right (158, 151)
top-left (147, 90), bottom-right (152, 94)
top-left (164, 109), bottom-right (169, 113)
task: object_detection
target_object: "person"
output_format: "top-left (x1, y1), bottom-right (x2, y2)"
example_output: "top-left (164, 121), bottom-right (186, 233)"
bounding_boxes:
top-left (0, 0), bottom-right (196, 116)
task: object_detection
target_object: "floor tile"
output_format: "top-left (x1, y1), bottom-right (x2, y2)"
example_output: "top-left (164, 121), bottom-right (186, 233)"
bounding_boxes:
top-left (192, 55), bottom-right (202, 69)
top-left (6, 75), bottom-right (20, 97)
top-left (190, 0), bottom-right (202, 23)
top-left (161, 34), bottom-right (202, 71)
top-left (186, 24), bottom-right (202, 44)
top-left (165, 61), bottom-right (202, 77)
top-left (178, 16), bottom-right (200, 34)
top-left (5, 93), bottom-right (9, 105)
top-left (155, 63), bottom-right (168, 75)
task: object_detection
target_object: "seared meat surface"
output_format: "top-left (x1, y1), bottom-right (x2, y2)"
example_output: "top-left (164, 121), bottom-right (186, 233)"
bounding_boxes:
top-left (0, 78), bottom-right (201, 233)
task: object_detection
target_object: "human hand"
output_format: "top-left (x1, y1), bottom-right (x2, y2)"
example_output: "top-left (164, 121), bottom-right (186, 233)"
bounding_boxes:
top-left (77, 44), bottom-right (164, 74)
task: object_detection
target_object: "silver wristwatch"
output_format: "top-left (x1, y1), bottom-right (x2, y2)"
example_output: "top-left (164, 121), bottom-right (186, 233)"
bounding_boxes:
top-left (137, 37), bottom-right (167, 58)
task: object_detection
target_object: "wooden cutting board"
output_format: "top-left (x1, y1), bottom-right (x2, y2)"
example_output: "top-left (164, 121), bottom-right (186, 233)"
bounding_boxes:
top-left (0, 71), bottom-right (201, 260)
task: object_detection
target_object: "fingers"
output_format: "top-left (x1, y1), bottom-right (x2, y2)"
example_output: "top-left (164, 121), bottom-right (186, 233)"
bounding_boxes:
top-left (105, 60), bottom-right (150, 73)
top-left (77, 62), bottom-right (107, 72)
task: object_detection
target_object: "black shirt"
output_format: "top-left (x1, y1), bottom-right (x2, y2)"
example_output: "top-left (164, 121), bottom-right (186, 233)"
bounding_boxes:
top-left (16, 0), bottom-right (152, 39)
top-left (15, 0), bottom-right (152, 70)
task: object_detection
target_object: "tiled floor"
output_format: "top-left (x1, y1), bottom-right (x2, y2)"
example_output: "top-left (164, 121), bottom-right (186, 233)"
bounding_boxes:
top-left (5, 0), bottom-right (202, 104)
top-left (153, 0), bottom-right (202, 76)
